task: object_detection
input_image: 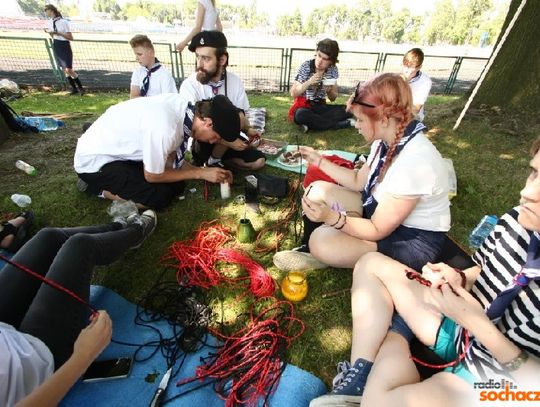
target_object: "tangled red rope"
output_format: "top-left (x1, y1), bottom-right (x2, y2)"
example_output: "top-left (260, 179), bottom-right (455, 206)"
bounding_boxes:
top-left (162, 222), bottom-right (275, 297)
top-left (176, 299), bottom-right (305, 407)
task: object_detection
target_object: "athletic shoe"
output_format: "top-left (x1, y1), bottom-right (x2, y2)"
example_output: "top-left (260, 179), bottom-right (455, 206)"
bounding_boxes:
top-left (309, 359), bottom-right (371, 407)
top-left (301, 124), bottom-right (309, 133)
top-left (273, 249), bottom-right (327, 271)
top-left (127, 210), bottom-right (157, 249)
top-left (76, 177), bottom-right (88, 192)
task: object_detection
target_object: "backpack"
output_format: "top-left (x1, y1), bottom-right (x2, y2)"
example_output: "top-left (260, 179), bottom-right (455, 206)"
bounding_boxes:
top-left (0, 99), bottom-right (38, 133)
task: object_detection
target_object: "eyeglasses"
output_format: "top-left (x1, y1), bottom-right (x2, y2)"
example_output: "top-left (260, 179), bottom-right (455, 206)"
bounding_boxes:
top-left (351, 82), bottom-right (376, 108)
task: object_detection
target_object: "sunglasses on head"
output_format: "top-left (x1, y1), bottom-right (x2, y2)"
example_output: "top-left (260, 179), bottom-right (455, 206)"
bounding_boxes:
top-left (352, 82), bottom-right (376, 108)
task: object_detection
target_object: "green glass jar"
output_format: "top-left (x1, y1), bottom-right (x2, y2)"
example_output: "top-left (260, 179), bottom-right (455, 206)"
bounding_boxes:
top-left (237, 218), bottom-right (256, 243)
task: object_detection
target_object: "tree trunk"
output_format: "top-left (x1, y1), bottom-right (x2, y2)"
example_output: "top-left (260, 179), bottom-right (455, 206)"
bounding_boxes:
top-left (473, 0), bottom-right (540, 113)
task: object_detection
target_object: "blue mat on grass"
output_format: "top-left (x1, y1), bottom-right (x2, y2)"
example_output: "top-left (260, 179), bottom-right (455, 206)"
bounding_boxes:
top-left (266, 145), bottom-right (357, 174)
top-left (61, 286), bottom-right (326, 407)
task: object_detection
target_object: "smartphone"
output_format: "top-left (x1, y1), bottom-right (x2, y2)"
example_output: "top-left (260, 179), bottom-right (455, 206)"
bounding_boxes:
top-left (82, 357), bottom-right (133, 382)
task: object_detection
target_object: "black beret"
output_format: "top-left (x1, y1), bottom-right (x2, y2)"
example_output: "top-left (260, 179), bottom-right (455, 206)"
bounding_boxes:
top-left (188, 31), bottom-right (228, 52)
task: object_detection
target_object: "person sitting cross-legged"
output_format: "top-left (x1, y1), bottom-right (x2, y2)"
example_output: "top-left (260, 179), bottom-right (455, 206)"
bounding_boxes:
top-left (309, 138), bottom-right (540, 407)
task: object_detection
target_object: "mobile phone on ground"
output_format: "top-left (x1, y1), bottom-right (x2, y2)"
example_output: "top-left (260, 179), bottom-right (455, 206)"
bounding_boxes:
top-left (82, 357), bottom-right (133, 382)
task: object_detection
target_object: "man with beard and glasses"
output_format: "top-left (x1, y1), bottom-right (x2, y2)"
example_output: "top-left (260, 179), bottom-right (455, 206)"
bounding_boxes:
top-left (179, 30), bottom-right (265, 170)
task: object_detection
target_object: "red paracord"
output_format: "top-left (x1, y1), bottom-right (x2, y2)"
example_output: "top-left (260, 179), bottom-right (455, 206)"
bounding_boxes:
top-left (0, 253), bottom-right (98, 315)
top-left (177, 300), bottom-right (305, 407)
top-left (404, 269), bottom-right (471, 369)
top-left (162, 222), bottom-right (275, 297)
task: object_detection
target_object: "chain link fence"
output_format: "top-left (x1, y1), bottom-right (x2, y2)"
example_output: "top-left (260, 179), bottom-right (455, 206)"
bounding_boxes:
top-left (0, 35), bottom-right (488, 95)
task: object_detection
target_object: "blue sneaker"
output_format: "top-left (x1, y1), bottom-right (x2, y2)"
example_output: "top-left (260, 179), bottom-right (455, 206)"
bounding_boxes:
top-left (309, 358), bottom-right (372, 407)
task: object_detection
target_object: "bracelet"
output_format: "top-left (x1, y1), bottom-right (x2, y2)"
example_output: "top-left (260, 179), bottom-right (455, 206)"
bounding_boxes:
top-left (453, 268), bottom-right (466, 288)
top-left (502, 350), bottom-right (529, 372)
top-left (328, 212), bottom-right (341, 227)
top-left (335, 214), bottom-right (347, 230)
top-left (316, 156), bottom-right (323, 168)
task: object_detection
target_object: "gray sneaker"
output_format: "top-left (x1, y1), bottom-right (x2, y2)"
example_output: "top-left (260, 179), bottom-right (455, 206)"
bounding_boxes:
top-left (128, 209), bottom-right (157, 249)
top-left (76, 177), bottom-right (88, 192)
top-left (273, 249), bottom-right (327, 271)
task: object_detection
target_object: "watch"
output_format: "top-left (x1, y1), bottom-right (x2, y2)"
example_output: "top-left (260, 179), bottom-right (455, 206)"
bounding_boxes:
top-left (502, 350), bottom-right (529, 371)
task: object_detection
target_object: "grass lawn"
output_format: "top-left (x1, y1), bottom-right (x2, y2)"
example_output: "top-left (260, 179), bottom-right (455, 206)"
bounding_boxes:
top-left (1, 90), bottom-right (538, 386)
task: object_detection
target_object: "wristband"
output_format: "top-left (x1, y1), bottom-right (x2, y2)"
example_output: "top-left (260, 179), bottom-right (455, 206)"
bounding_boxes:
top-left (328, 212), bottom-right (341, 227)
top-left (335, 214), bottom-right (347, 230)
top-left (502, 350), bottom-right (529, 372)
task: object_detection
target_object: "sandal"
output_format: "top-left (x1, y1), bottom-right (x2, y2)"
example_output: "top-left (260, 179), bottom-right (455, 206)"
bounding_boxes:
top-left (0, 211), bottom-right (34, 253)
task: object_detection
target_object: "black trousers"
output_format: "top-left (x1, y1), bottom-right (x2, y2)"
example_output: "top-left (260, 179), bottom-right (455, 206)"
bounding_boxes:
top-left (78, 160), bottom-right (185, 210)
top-left (294, 103), bottom-right (352, 131)
top-left (0, 223), bottom-right (142, 368)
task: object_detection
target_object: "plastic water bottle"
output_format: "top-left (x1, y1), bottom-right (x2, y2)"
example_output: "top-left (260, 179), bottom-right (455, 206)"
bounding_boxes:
top-left (21, 116), bottom-right (64, 132)
top-left (15, 160), bottom-right (37, 175)
top-left (469, 215), bottom-right (498, 249)
top-left (11, 194), bottom-right (32, 208)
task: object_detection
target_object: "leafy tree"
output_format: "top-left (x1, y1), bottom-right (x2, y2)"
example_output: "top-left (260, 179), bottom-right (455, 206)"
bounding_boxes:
top-left (425, 0), bottom-right (457, 44)
top-left (17, 0), bottom-right (43, 16)
top-left (382, 8), bottom-right (411, 43)
top-left (276, 8), bottom-right (303, 36)
top-left (452, 0), bottom-right (492, 44)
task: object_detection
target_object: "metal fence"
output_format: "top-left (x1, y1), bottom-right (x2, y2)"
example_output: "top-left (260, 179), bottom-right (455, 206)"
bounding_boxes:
top-left (0, 35), bottom-right (488, 95)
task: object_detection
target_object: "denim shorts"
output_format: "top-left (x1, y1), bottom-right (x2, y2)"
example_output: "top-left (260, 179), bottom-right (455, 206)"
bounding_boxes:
top-left (430, 317), bottom-right (477, 384)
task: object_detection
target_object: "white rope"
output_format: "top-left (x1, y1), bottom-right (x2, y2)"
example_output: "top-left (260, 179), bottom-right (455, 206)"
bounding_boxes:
top-left (453, 0), bottom-right (528, 130)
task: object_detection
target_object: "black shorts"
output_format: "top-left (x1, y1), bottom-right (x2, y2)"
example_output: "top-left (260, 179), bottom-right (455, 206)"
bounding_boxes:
top-left (53, 40), bottom-right (73, 69)
top-left (77, 161), bottom-right (185, 210)
top-left (191, 140), bottom-right (265, 167)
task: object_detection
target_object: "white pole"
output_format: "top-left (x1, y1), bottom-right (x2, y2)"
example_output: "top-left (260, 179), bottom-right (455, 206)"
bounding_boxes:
top-left (453, 0), bottom-right (528, 130)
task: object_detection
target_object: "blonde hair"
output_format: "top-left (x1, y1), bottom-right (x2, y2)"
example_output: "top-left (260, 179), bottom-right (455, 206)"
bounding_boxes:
top-left (129, 34), bottom-right (154, 50)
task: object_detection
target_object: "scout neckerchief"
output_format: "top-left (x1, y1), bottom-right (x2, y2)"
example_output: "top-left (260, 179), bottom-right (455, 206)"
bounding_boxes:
top-left (140, 58), bottom-right (161, 97)
top-left (486, 232), bottom-right (540, 322)
top-left (175, 103), bottom-right (194, 169)
top-left (362, 120), bottom-right (426, 208)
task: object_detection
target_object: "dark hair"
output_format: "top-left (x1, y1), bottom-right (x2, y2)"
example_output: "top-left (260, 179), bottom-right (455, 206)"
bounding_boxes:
top-left (403, 48), bottom-right (424, 67)
top-left (44, 4), bottom-right (62, 18)
top-left (316, 38), bottom-right (340, 64)
top-left (215, 48), bottom-right (229, 68)
top-left (129, 34), bottom-right (154, 50)
top-left (531, 137), bottom-right (540, 155)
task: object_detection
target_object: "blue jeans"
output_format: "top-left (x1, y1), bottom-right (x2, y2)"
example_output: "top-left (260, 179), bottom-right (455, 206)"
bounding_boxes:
top-left (0, 223), bottom-right (142, 368)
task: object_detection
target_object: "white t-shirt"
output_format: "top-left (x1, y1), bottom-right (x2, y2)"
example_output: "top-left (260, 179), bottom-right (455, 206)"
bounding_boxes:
top-left (369, 132), bottom-right (450, 231)
top-left (47, 17), bottom-right (70, 41)
top-left (74, 93), bottom-right (188, 174)
top-left (409, 71), bottom-right (432, 121)
top-left (179, 70), bottom-right (249, 110)
top-left (0, 322), bottom-right (54, 407)
top-left (199, 0), bottom-right (219, 31)
top-left (131, 64), bottom-right (177, 97)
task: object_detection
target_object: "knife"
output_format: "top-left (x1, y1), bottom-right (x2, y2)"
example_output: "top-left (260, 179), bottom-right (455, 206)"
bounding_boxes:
top-left (149, 367), bottom-right (172, 407)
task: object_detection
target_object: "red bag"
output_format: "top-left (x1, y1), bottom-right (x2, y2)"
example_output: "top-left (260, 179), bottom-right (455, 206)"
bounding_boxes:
top-left (303, 154), bottom-right (354, 188)
top-left (288, 96), bottom-right (311, 121)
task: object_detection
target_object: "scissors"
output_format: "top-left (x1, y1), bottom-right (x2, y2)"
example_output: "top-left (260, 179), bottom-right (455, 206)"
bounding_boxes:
top-left (149, 367), bottom-right (172, 407)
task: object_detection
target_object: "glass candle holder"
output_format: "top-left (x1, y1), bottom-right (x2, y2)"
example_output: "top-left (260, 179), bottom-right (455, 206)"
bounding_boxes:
top-left (281, 270), bottom-right (308, 302)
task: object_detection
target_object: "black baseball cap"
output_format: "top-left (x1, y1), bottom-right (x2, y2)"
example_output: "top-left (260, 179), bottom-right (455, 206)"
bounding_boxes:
top-left (210, 95), bottom-right (240, 142)
top-left (188, 31), bottom-right (228, 52)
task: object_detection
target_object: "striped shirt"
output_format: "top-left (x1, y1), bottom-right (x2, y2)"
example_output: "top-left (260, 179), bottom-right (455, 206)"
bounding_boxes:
top-left (454, 208), bottom-right (540, 380)
top-left (294, 59), bottom-right (338, 101)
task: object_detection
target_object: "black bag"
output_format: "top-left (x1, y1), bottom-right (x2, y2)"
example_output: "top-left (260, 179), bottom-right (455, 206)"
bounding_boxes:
top-left (0, 99), bottom-right (38, 133)
top-left (256, 173), bottom-right (289, 198)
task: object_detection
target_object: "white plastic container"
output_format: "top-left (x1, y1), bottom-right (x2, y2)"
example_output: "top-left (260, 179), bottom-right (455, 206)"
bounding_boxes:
top-left (220, 182), bottom-right (231, 199)
top-left (11, 194), bottom-right (32, 207)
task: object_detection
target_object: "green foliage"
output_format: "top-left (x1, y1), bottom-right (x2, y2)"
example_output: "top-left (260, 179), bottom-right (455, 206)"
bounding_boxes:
top-left (17, 0), bottom-right (43, 17)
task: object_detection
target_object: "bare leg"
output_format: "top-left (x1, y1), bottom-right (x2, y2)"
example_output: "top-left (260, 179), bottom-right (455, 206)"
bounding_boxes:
top-left (0, 215), bottom-right (27, 249)
top-left (363, 332), bottom-right (473, 407)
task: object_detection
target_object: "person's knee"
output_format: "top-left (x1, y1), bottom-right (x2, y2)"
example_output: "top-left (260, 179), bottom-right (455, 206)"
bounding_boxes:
top-left (35, 227), bottom-right (64, 241)
top-left (249, 157), bottom-right (265, 170)
top-left (308, 227), bottom-right (333, 261)
top-left (305, 180), bottom-right (334, 202)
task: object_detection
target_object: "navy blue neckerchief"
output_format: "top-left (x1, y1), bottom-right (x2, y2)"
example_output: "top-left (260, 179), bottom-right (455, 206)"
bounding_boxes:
top-left (362, 120), bottom-right (426, 208)
top-left (485, 232), bottom-right (540, 322)
top-left (175, 103), bottom-right (194, 169)
top-left (140, 58), bottom-right (161, 97)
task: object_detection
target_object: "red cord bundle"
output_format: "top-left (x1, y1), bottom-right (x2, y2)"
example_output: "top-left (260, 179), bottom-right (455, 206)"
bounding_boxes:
top-left (163, 222), bottom-right (275, 297)
top-left (177, 300), bottom-right (305, 407)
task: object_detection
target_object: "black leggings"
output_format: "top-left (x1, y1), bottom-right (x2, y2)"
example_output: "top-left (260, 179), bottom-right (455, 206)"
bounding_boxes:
top-left (0, 223), bottom-right (142, 368)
